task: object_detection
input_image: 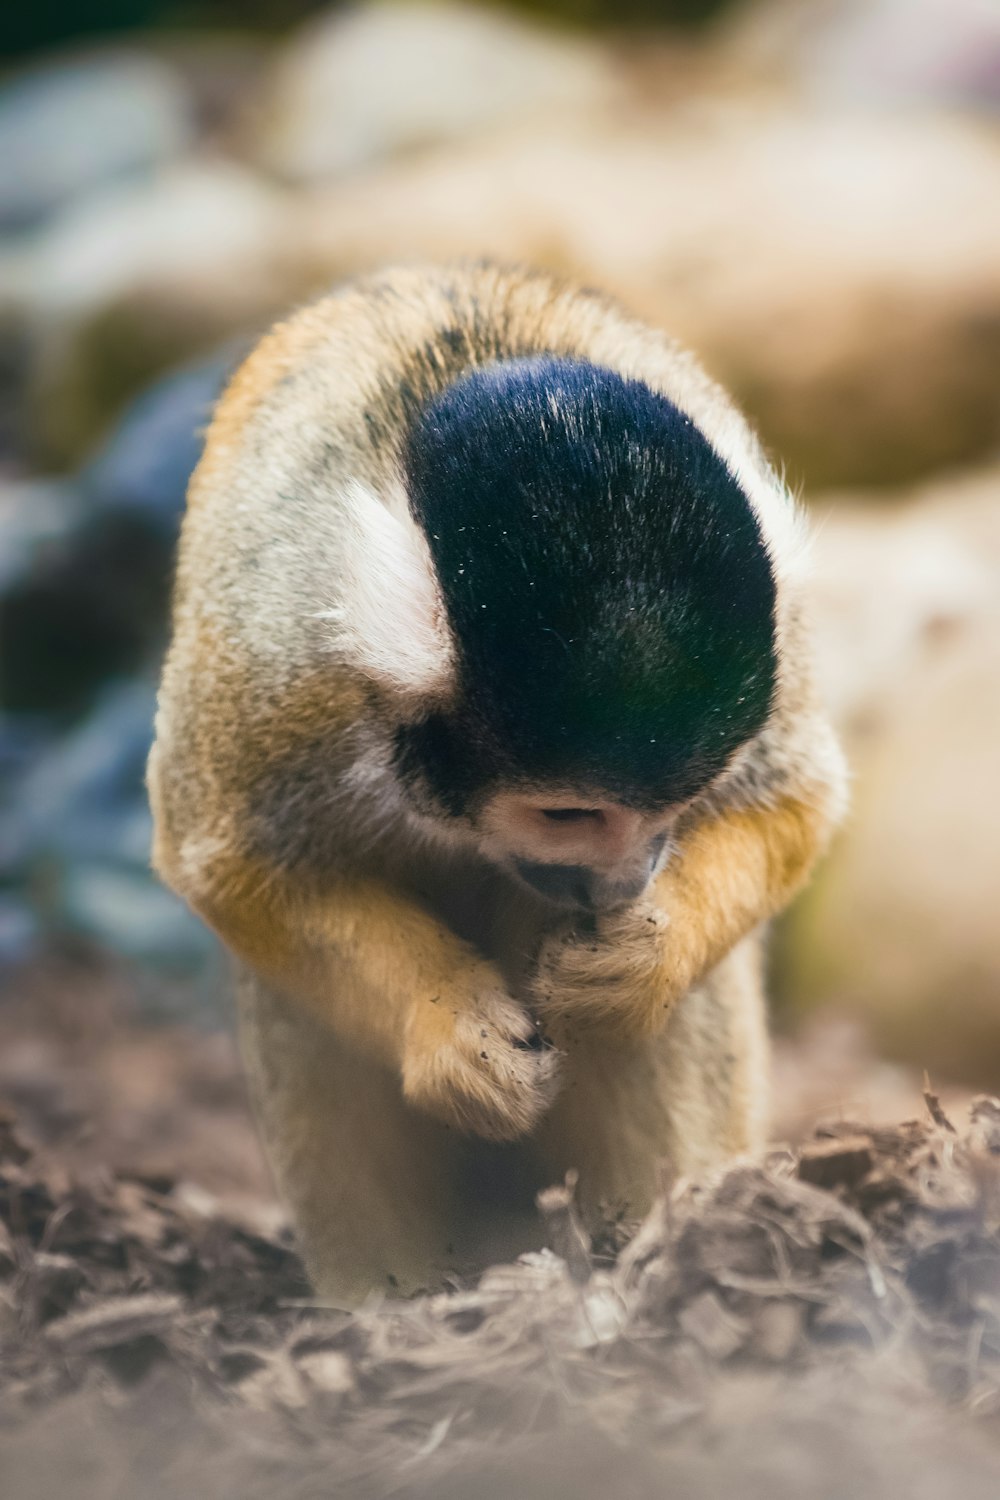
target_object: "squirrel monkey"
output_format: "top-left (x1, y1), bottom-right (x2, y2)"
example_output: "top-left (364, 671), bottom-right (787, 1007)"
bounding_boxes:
top-left (149, 263), bottom-right (846, 1305)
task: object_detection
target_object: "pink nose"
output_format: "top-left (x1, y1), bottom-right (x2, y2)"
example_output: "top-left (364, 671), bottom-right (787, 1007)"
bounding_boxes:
top-left (508, 798), bottom-right (645, 866)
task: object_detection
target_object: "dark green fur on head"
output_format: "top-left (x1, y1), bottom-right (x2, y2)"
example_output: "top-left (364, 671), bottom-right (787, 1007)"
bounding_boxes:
top-left (401, 357), bottom-right (778, 812)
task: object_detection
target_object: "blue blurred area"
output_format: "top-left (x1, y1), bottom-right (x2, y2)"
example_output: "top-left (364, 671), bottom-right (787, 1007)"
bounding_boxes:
top-left (0, 351), bottom-right (235, 971)
top-left (84, 350), bottom-right (238, 540)
top-left (0, 52), bottom-right (193, 233)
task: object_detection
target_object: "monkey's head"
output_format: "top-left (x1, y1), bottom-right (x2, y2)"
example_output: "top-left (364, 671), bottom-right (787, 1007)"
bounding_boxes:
top-left (359, 357), bottom-right (778, 911)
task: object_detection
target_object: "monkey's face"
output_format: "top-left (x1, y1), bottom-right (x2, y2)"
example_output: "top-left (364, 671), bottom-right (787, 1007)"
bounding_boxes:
top-left (473, 788), bottom-right (675, 912)
top-left (392, 726), bottom-right (679, 910)
top-left (390, 354), bottom-right (780, 904)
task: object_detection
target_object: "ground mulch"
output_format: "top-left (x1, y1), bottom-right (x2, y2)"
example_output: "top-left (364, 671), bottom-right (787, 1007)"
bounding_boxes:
top-left (5, 1081), bottom-right (1000, 1499)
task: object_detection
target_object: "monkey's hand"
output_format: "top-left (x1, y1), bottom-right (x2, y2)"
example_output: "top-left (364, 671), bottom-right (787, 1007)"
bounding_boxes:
top-left (529, 795), bottom-right (837, 1041)
top-left (402, 969), bottom-right (562, 1141)
top-left (528, 904), bottom-right (676, 1043)
top-left (154, 821), bottom-right (566, 1144)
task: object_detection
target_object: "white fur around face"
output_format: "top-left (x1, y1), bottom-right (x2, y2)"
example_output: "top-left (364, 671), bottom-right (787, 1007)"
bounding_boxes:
top-left (317, 478), bottom-right (454, 698)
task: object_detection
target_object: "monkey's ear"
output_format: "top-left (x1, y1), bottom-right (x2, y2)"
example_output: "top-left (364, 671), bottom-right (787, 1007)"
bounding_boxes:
top-left (317, 478), bottom-right (455, 699)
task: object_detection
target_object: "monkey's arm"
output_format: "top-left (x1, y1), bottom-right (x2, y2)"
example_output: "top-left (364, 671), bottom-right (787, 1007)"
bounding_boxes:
top-left (530, 778), bottom-right (841, 1042)
top-left (149, 785), bottom-right (560, 1141)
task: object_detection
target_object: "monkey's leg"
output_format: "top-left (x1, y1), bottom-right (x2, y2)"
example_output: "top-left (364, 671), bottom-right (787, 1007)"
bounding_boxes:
top-left (237, 969), bottom-right (547, 1305)
top-left (531, 937), bottom-right (768, 1230)
top-left (238, 968), bottom-right (464, 1304)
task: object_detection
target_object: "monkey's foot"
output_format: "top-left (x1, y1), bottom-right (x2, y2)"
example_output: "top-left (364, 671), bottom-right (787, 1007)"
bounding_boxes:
top-left (529, 905), bottom-right (679, 1042)
top-left (402, 978), bottom-right (562, 1142)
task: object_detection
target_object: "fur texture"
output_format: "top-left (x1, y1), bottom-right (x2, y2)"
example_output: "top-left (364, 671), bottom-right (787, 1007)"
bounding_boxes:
top-left (149, 262), bottom-right (846, 1305)
top-left (403, 357), bottom-right (777, 808)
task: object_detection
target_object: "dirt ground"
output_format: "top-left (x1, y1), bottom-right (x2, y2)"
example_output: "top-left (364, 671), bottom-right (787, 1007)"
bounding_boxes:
top-left (3, 956), bottom-right (999, 1500)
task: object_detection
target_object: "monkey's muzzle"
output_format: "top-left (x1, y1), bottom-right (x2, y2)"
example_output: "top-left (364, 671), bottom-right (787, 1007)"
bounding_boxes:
top-left (513, 858), bottom-right (654, 912)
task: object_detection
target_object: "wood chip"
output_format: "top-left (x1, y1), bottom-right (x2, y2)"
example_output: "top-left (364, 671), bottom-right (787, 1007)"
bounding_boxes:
top-left (678, 1291), bottom-right (749, 1360)
top-left (752, 1301), bottom-right (805, 1363)
top-left (536, 1170), bottom-right (592, 1284)
top-left (296, 1349), bottom-right (354, 1396)
top-left (923, 1074), bottom-right (957, 1134)
top-left (44, 1294), bottom-right (184, 1354)
top-left (970, 1097), bottom-right (1000, 1154)
top-left (797, 1136), bottom-right (875, 1190)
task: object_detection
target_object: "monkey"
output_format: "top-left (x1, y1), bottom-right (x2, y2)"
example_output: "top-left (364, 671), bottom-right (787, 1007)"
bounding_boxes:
top-left (148, 261), bottom-right (846, 1307)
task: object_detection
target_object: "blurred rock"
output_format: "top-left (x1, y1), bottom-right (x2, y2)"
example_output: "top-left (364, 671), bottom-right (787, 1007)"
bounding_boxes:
top-left (254, 0), bottom-right (624, 182)
top-left (296, 107), bottom-right (1000, 488)
top-left (4, 161), bottom-right (287, 462)
top-left (0, 476), bottom-right (115, 717)
top-left (0, 895), bottom-right (41, 966)
top-left (0, 476), bottom-right (82, 594)
top-left (0, 355), bottom-right (231, 969)
top-left (806, 477), bottom-right (999, 733)
top-left (0, 51), bottom-right (193, 233)
top-left (15, 101), bottom-right (1000, 482)
top-left (0, 678), bottom-right (214, 971)
top-left (779, 464), bottom-right (1000, 1083)
top-left (2, 678), bottom-right (159, 875)
top-left (723, 0), bottom-right (1000, 112)
top-left (0, 354), bottom-right (230, 719)
top-left (84, 349), bottom-right (235, 542)
top-left (147, 33), bottom-right (270, 145)
top-left (13, 157), bottom-right (278, 320)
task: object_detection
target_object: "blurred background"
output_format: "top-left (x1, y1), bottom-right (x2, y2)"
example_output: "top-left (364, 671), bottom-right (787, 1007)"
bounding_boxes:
top-left (2, 0), bottom-right (1000, 1193)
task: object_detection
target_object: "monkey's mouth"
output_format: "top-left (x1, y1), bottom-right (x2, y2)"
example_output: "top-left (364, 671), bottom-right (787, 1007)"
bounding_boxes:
top-left (512, 859), bottom-right (650, 913)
